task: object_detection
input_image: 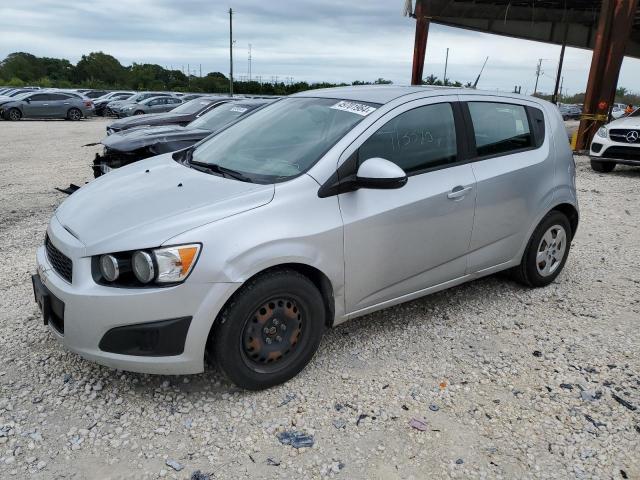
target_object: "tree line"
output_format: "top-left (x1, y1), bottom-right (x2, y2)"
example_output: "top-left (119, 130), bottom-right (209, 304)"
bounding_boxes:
top-left (0, 51), bottom-right (394, 95)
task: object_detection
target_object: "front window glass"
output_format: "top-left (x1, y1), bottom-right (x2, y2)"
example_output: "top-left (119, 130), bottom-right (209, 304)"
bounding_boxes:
top-left (359, 103), bottom-right (457, 174)
top-left (192, 98), bottom-right (378, 181)
top-left (468, 102), bottom-right (532, 156)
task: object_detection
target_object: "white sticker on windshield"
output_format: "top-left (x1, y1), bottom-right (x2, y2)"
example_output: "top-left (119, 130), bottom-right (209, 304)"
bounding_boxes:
top-left (229, 106), bottom-right (248, 113)
top-left (330, 100), bottom-right (377, 116)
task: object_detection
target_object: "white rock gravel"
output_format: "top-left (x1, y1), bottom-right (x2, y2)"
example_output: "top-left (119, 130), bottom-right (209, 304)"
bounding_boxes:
top-left (0, 118), bottom-right (638, 479)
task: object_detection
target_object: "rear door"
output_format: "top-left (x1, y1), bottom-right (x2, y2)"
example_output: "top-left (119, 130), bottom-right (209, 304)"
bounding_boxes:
top-left (48, 93), bottom-right (72, 116)
top-left (460, 95), bottom-right (552, 273)
top-left (165, 98), bottom-right (182, 111)
top-left (339, 96), bottom-right (477, 313)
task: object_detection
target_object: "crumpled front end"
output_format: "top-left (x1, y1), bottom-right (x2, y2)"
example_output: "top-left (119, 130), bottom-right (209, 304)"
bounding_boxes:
top-left (92, 146), bottom-right (155, 178)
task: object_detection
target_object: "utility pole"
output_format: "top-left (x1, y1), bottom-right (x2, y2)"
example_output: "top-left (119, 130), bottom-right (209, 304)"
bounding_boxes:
top-left (229, 8), bottom-right (234, 96)
top-left (199, 64), bottom-right (202, 78)
top-left (552, 24), bottom-right (568, 104)
top-left (443, 48), bottom-right (449, 86)
top-left (534, 58), bottom-right (543, 95)
top-left (248, 44), bottom-right (252, 82)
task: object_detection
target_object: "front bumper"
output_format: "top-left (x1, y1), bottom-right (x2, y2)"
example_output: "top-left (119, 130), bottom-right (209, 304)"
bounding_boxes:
top-left (34, 220), bottom-right (239, 375)
top-left (591, 136), bottom-right (640, 164)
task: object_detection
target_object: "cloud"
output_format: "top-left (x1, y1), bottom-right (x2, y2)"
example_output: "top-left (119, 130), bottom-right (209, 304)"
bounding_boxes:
top-left (1, 0), bottom-right (638, 94)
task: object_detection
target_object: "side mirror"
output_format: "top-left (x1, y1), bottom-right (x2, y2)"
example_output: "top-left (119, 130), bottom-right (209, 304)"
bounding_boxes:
top-left (25, 97), bottom-right (31, 103)
top-left (356, 158), bottom-right (407, 190)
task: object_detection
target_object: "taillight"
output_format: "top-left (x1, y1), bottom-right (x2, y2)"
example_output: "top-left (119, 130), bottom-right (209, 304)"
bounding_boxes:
top-left (84, 100), bottom-right (93, 107)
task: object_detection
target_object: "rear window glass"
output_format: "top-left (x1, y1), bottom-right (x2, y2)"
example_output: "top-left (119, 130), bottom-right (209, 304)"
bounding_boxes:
top-left (468, 102), bottom-right (532, 157)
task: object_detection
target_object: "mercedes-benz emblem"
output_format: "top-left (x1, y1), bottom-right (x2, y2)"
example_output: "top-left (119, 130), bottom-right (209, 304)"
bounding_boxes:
top-left (626, 130), bottom-right (639, 143)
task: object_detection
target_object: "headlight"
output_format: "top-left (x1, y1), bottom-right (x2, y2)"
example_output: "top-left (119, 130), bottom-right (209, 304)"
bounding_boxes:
top-left (132, 251), bottom-right (154, 283)
top-left (99, 254), bottom-right (120, 281)
top-left (96, 244), bottom-right (200, 286)
top-left (154, 244), bottom-right (200, 283)
top-left (597, 127), bottom-right (608, 138)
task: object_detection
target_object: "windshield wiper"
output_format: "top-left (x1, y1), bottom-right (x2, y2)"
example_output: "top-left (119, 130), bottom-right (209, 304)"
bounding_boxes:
top-left (189, 160), bottom-right (253, 183)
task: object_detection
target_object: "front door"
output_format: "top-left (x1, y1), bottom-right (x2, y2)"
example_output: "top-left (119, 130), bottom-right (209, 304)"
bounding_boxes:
top-left (339, 98), bottom-right (477, 314)
top-left (22, 93), bottom-right (52, 117)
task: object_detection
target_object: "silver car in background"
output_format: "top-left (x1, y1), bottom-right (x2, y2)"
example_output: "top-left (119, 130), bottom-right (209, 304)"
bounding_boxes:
top-left (32, 86), bottom-right (577, 390)
top-left (107, 92), bottom-right (176, 117)
top-left (0, 91), bottom-right (93, 120)
top-left (118, 96), bottom-right (183, 117)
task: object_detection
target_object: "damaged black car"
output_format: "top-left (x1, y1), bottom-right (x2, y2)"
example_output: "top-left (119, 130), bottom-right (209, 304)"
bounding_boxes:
top-left (105, 96), bottom-right (231, 135)
top-left (93, 98), bottom-right (273, 177)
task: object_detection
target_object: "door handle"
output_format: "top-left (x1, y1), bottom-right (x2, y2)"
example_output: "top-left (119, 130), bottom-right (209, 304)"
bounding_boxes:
top-left (447, 185), bottom-right (473, 200)
top-left (64, 102), bottom-right (70, 105)
top-left (43, 104), bottom-right (49, 106)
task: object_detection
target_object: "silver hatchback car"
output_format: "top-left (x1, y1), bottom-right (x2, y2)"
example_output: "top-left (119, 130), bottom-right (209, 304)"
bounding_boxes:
top-left (33, 86), bottom-right (577, 389)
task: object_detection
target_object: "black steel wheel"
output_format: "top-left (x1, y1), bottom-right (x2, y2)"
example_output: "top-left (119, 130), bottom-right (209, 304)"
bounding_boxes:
top-left (211, 269), bottom-right (326, 390)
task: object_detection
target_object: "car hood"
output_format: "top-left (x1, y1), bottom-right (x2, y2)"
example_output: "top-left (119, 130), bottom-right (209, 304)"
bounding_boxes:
top-left (110, 112), bottom-right (194, 130)
top-left (55, 154), bottom-right (275, 256)
top-left (608, 116), bottom-right (640, 129)
top-left (102, 125), bottom-right (211, 152)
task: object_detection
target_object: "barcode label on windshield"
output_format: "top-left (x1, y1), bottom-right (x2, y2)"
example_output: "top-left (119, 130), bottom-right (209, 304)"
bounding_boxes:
top-left (230, 106), bottom-right (248, 113)
top-left (330, 101), bottom-right (377, 116)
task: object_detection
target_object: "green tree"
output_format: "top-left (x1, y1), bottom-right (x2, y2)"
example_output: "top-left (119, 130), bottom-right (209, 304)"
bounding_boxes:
top-left (0, 52), bottom-right (46, 82)
top-left (74, 52), bottom-right (126, 86)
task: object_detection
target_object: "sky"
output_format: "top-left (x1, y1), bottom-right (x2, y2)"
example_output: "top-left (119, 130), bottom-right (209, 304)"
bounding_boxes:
top-left (1, 0), bottom-right (639, 95)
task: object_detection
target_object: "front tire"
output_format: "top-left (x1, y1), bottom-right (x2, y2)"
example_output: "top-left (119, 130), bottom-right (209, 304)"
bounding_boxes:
top-left (211, 269), bottom-right (325, 390)
top-left (133, 110), bottom-right (144, 116)
top-left (6, 108), bottom-right (22, 121)
top-left (67, 108), bottom-right (82, 121)
top-left (513, 211), bottom-right (572, 288)
top-left (590, 159), bottom-right (615, 173)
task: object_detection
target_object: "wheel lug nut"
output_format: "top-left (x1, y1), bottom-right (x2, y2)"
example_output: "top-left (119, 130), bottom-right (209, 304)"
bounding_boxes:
top-left (265, 338), bottom-right (272, 345)
top-left (263, 327), bottom-right (269, 334)
top-left (276, 336), bottom-right (282, 342)
top-left (273, 319), bottom-right (279, 326)
top-left (281, 324), bottom-right (287, 331)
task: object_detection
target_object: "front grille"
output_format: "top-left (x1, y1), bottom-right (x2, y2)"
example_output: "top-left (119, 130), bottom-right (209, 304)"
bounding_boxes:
top-left (602, 146), bottom-right (640, 161)
top-left (609, 129), bottom-right (640, 143)
top-left (45, 235), bottom-right (73, 283)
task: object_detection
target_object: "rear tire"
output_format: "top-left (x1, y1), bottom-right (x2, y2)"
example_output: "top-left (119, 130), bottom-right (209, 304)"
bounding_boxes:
top-left (211, 269), bottom-right (325, 390)
top-left (134, 110), bottom-right (144, 116)
top-left (6, 108), bottom-right (21, 121)
top-left (67, 108), bottom-right (82, 121)
top-left (590, 159), bottom-right (615, 173)
top-left (512, 211), bottom-right (572, 288)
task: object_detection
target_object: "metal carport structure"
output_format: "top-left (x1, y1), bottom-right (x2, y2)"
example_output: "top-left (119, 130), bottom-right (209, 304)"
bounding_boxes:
top-left (408, 0), bottom-right (640, 149)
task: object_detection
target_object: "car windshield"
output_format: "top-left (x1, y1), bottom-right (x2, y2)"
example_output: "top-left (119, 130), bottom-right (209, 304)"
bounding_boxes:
top-left (12, 92), bottom-right (32, 100)
top-left (172, 99), bottom-right (216, 114)
top-left (188, 103), bottom-right (256, 131)
top-left (191, 97), bottom-right (379, 182)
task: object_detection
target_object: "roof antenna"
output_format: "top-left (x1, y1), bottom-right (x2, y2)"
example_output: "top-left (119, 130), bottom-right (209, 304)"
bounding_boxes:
top-left (473, 56), bottom-right (489, 89)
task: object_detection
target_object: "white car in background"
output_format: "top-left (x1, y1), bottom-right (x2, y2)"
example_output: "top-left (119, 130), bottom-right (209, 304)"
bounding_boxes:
top-left (590, 108), bottom-right (640, 172)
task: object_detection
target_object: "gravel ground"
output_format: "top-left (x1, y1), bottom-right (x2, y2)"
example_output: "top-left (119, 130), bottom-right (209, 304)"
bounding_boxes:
top-left (0, 118), bottom-right (638, 479)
